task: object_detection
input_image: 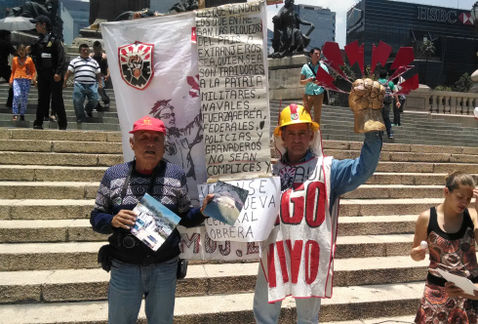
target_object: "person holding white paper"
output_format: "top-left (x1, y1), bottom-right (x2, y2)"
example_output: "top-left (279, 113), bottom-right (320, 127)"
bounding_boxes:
top-left (90, 115), bottom-right (209, 324)
top-left (410, 171), bottom-right (478, 323)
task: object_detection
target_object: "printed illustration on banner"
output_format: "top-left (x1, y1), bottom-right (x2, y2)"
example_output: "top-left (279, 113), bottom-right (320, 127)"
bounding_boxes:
top-left (118, 41), bottom-right (154, 90)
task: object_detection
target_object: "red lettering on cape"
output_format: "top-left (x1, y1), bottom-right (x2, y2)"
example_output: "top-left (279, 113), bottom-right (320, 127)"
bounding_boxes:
top-left (286, 239), bottom-right (303, 283)
top-left (276, 241), bottom-right (289, 284)
top-left (306, 181), bottom-right (326, 227)
top-left (267, 244), bottom-right (276, 288)
top-left (305, 240), bottom-right (320, 284)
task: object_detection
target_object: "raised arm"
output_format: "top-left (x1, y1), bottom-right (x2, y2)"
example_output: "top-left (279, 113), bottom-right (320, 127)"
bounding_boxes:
top-left (330, 131), bottom-right (382, 198)
top-left (410, 210), bottom-right (429, 261)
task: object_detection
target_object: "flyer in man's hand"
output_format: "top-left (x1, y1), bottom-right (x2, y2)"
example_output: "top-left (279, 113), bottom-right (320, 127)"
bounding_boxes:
top-left (203, 181), bottom-right (249, 226)
top-left (130, 193), bottom-right (181, 251)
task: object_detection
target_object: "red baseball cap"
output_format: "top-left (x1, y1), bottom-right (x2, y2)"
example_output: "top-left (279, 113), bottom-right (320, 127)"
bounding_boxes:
top-left (129, 115), bottom-right (166, 134)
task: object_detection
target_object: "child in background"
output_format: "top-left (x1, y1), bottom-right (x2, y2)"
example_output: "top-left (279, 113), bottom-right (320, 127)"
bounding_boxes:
top-left (411, 171), bottom-right (478, 323)
top-left (9, 44), bottom-right (36, 121)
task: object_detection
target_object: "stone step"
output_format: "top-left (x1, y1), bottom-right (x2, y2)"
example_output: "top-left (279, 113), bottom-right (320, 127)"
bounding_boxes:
top-left (327, 149), bottom-right (478, 164)
top-left (0, 256), bottom-right (427, 304)
top-left (0, 164), bottom-right (471, 184)
top-left (344, 184), bottom-right (443, 199)
top-left (339, 198), bottom-right (442, 216)
top-left (0, 234), bottom-right (414, 271)
top-left (0, 199), bottom-right (93, 221)
top-left (2, 137), bottom-right (477, 157)
top-left (0, 139), bottom-right (122, 153)
top-left (0, 128), bottom-right (121, 142)
top-left (366, 172), bottom-right (447, 185)
top-left (0, 120), bottom-right (121, 131)
top-left (0, 198), bottom-right (441, 221)
top-left (0, 151), bottom-right (122, 167)
top-left (0, 216), bottom-right (417, 243)
top-left (3, 148), bottom-right (476, 167)
top-left (0, 281), bottom-right (424, 323)
top-left (0, 181), bottom-right (444, 200)
top-left (375, 161), bottom-right (478, 173)
top-left (0, 181), bottom-right (99, 199)
top-left (0, 165), bottom-right (106, 182)
top-left (321, 315), bottom-right (416, 324)
top-left (0, 219), bottom-right (106, 243)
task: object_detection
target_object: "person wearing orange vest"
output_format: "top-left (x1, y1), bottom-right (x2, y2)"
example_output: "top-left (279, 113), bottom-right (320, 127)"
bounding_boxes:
top-left (253, 104), bottom-right (382, 323)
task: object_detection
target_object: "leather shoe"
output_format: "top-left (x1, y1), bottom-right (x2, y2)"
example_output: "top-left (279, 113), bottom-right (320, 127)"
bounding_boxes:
top-left (33, 124), bottom-right (43, 129)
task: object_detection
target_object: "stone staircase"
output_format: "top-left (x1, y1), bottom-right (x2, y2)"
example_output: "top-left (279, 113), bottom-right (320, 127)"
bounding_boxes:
top-left (2, 83), bottom-right (478, 323)
top-left (0, 83), bottom-right (119, 131)
top-left (1, 124), bottom-right (478, 323)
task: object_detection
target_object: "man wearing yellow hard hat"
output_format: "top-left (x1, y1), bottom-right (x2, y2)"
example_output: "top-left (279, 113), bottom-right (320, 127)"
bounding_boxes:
top-left (253, 103), bottom-right (382, 324)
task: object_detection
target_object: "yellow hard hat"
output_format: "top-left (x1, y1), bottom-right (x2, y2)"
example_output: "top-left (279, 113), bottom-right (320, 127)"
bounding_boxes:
top-left (273, 103), bottom-right (319, 136)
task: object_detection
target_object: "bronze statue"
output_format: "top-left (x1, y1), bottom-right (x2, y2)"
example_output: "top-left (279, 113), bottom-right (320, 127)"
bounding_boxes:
top-left (9, 0), bottom-right (63, 41)
top-left (271, 0), bottom-right (314, 58)
top-left (170, 0), bottom-right (199, 13)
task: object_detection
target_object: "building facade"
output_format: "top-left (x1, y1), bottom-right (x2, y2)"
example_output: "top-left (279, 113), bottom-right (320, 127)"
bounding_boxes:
top-left (1, 0), bottom-right (26, 18)
top-left (296, 4), bottom-right (335, 50)
top-left (61, 0), bottom-right (89, 45)
top-left (347, 0), bottom-right (478, 87)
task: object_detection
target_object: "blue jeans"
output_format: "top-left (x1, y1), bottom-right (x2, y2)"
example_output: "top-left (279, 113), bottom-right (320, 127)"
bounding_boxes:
top-left (253, 265), bottom-right (321, 324)
top-left (382, 103), bottom-right (392, 137)
top-left (72, 82), bottom-right (98, 122)
top-left (108, 257), bottom-right (178, 324)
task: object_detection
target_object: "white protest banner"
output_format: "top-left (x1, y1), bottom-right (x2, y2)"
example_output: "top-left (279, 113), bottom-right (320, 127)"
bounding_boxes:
top-left (101, 12), bottom-right (206, 206)
top-left (198, 177), bottom-right (280, 242)
top-left (178, 225), bottom-right (260, 261)
top-left (196, 1), bottom-right (271, 180)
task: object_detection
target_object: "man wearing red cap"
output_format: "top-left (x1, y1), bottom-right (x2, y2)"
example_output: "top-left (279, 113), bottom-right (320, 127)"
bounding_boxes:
top-left (90, 115), bottom-right (208, 323)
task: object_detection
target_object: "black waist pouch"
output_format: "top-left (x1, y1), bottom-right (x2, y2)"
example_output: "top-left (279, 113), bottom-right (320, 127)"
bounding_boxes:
top-left (98, 244), bottom-right (113, 272)
top-left (177, 259), bottom-right (188, 279)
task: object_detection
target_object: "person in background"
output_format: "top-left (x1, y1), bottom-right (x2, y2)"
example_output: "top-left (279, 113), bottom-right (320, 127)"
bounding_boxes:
top-left (9, 44), bottom-right (36, 121)
top-left (411, 171), bottom-right (478, 323)
top-left (0, 30), bottom-right (16, 109)
top-left (377, 71), bottom-right (400, 139)
top-left (29, 15), bottom-right (67, 130)
top-left (91, 115), bottom-right (211, 324)
top-left (300, 47), bottom-right (328, 124)
top-left (90, 40), bottom-right (110, 111)
top-left (64, 43), bottom-right (101, 123)
top-left (392, 77), bottom-right (406, 127)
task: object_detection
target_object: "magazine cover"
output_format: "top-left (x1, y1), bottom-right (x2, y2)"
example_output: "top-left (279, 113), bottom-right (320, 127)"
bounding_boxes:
top-left (203, 181), bottom-right (249, 226)
top-left (131, 193), bottom-right (181, 251)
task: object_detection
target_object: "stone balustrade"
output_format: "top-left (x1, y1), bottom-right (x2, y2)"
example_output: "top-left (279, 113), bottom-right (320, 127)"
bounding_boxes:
top-left (407, 88), bottom-right (478, 115)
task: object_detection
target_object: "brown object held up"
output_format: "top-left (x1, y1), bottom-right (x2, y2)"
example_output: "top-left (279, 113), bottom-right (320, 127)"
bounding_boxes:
top-left (348, 78), bottom-right (386, 133)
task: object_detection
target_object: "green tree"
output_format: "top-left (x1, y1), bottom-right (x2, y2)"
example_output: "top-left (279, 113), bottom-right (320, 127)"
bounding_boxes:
top-left (452, 73), bottom-right (473, 92)
top-left (418, 39), bottom-right (436, 85)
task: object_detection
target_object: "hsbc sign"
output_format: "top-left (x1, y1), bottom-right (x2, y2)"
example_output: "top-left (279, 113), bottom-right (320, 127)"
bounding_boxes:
top-left (417, 7), bottom-right (471, 25)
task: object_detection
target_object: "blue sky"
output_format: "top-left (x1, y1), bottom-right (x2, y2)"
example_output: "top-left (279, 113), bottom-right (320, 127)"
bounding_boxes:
top-left (264, 0), bottom-right (477, 46)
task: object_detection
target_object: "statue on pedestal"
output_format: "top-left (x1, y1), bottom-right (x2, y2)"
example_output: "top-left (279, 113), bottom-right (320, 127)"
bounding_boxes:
top-left (9, 0), bottom-right (63, 41)
top-left (271, 0), bottom-right (314, 58)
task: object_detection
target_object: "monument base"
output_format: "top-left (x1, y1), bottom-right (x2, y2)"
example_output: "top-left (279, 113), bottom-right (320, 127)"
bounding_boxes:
top-left (268, 55), bottom-right (306, 100)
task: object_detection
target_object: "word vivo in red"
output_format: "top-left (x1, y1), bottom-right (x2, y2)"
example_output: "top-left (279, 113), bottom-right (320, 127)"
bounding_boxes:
top-left (267, 239), bottom-right (320, 287)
